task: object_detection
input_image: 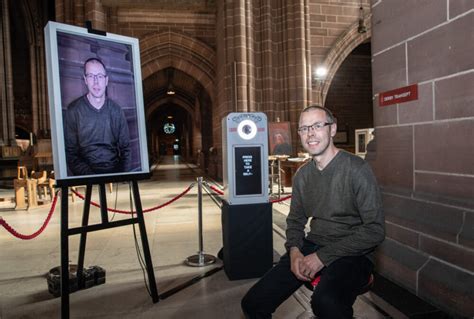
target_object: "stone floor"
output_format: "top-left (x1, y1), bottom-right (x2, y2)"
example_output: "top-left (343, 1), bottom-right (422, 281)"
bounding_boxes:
top-left (0, 155), bottom-right (401, 318)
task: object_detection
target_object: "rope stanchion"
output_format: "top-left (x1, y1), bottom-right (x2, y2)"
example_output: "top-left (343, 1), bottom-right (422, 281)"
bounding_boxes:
top-left (71, 183), bottom-right (195, 214)
top-left (185, 177), bottom-right (216, 267)
top-left (0, 191), bottom-right (59, 240)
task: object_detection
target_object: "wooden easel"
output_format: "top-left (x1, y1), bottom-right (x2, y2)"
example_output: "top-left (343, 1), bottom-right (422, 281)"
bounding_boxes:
top-left (58, 177), bottom-right (159, 319)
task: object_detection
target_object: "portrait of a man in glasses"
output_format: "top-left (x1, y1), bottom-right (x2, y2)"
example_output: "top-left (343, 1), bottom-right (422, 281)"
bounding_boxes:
top-left (63, 57), bottom-right (131, 176)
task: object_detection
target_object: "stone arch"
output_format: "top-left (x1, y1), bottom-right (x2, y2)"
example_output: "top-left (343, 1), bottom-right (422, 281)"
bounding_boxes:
top-left (139, 31), bottom-right (216, 105)
top-left (146, 96), bottom-right (194, 122)
top-left (320, 14), bottom-right (372, 105)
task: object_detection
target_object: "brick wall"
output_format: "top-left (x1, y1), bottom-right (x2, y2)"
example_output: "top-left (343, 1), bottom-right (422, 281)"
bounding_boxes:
top-left (370, 1), bottom-right (474, 317)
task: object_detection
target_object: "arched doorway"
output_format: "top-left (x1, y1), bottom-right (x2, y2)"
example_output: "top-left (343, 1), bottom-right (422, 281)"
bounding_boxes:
top-left (143, 67), bottom-right (213, 168)
top-left (140, 31), bottom-right (215, 169)
top-left (325, 41), bottom-right (373, 150)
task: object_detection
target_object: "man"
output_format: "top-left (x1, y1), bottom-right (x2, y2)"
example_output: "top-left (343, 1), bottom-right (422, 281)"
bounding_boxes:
top-left (241, 105), bottom-right (385, 318)
top-left (63, 57), bottom-right (131, 176)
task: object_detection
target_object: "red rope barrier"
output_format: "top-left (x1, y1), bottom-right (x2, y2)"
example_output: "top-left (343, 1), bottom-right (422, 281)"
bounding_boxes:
top-left (209, 183), bottom-right (291, 203)
top-left (270, 195), bottom-right (292, 203)
top-left (71, 183), bottom-right (195, 214)
top-left (209, 184), bottom-right (224, 195)
top-left (0, 192), bottom-right (59, 240)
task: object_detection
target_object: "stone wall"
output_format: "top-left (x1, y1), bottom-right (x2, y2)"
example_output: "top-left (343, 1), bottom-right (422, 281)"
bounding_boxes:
top-left (370, 1), bottom-right (474, 316)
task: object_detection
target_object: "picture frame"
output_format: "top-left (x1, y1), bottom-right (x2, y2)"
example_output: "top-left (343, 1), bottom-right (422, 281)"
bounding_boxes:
top-left (44, 21), bottom-right (149, 185)
top-left (355, 128), bottom-right (374, 158)
top-left (268, 122), bottom-right (293, 156)
top-left (333, 130), bottom-right (348, 144)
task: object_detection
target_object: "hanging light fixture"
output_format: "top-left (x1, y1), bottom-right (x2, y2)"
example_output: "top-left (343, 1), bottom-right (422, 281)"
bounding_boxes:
top-left (166, 83), bottom-right (175, 95)
top-left (358, 5), bottom-right (367, 34)
top-left (166, 68), bottom-right (175, 95)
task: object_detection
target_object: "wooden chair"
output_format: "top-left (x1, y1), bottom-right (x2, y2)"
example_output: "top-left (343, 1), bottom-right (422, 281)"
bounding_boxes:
top-left (31, 170), bottom-right (55, 201)
top-left (14, 166), bottom-right (38, 210)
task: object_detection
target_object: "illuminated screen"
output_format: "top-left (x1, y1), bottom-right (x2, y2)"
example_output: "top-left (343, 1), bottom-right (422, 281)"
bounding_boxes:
top-left (234, 146), bottom-right (262, 196)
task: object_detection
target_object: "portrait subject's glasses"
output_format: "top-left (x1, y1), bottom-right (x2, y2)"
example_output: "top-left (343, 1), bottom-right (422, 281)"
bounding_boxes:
top-left (297, 122), bottom-right (333, 135)
top-left (85, 73), bottom-right (107, 82)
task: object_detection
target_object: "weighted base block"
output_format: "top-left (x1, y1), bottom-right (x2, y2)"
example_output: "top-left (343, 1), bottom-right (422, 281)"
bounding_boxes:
top-left (222, 201), bottom-right (273, 280)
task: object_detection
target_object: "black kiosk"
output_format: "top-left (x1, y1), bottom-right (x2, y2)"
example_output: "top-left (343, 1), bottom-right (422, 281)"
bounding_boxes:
top-left (221, 113), bottom-right (273, 280)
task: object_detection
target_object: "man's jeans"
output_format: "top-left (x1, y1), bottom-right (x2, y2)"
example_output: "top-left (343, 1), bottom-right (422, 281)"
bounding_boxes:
top-left (241, 239), bottom-right (373, 319)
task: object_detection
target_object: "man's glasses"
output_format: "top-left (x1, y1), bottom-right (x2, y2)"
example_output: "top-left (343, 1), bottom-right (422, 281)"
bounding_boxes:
top-left (297, 122), bottom-right (333, 135)
top-left (85, 73), bottom-right (107, 81)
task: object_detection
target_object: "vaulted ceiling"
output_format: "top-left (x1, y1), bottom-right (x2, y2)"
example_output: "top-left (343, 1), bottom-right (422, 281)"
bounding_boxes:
top-left (100, 0), bottom-right (216, 12)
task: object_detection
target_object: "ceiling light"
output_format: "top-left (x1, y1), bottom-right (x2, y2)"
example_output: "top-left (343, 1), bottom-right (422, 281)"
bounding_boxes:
top-left (315, 67), bottom-right (328, 79)
top-left (358, 6), bottom-right (367, 34)
top-left (166, 83), bottom-right (175, 95)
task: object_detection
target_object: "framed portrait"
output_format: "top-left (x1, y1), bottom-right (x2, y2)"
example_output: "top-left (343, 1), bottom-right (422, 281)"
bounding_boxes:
top-left (333, 130), bottom-right (348, 144)
top-left (355, 128), bottom-right (374, 158)
top-left (268, 122), bottom-right (293, 156)
top-left (44, 21), bottom-right (149, 185)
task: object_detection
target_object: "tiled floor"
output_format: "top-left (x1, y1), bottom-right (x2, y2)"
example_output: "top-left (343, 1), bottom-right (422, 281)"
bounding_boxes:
top-left (0, 156), bottom-right (398, 318)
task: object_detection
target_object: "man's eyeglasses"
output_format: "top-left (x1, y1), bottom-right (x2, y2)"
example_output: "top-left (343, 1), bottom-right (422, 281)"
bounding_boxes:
top-left (85, 73), bottom-right (107, 81)
top-left (297, 122), bottom-right (333, 134)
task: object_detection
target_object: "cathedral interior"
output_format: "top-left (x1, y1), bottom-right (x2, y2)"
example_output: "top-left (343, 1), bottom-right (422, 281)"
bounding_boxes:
top-left (0, 1), bottom-right (473, 318)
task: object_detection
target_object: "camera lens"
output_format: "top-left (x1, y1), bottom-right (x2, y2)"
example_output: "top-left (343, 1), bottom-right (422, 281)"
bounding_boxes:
top-left (242, 125), bottom-right (252, 135)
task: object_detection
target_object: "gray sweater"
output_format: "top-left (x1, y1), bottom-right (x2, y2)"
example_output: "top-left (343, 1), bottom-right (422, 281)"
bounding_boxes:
top-left (285, 150), bottom-right (385, 266)
top-left (63, 96), bottom-right (131, 176)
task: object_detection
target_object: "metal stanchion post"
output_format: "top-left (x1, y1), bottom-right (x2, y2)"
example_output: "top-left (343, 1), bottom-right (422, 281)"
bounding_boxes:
top-left (269, 158), bottom-right (274, 195)
top-left (185, 177), bottom-right (217, 267)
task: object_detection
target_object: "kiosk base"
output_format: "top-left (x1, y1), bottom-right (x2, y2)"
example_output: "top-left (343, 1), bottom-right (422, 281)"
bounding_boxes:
top-left (221, 201), bottom-right (273, 280)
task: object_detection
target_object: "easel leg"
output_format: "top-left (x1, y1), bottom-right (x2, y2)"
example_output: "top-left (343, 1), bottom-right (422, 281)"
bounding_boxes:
top-left (132, 180), bottom-right (159, 303)
top-left (77, 185), bottom-right (92, 288)
top-left (98, 184), bottom-right (109, 224)
top-left (60, 186), bottom-right (70, 319)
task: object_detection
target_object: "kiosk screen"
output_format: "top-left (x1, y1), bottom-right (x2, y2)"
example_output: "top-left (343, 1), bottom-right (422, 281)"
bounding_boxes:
top-left (234, 146), bottom-right (262, 196)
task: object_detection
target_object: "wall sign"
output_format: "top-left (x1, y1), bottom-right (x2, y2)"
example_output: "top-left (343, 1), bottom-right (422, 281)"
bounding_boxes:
top-left (379, 84), bottom-right (418, 107)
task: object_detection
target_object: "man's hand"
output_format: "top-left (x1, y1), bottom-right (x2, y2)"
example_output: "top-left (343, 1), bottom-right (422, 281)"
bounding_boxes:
top-left (301, 252), bottom-right (324, 280)
top-left (289, 247), bottom-right (309, 281)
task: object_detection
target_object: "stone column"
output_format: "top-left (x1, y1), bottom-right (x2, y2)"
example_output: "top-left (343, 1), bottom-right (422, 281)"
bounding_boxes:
top-left (85, 0), bottom-right (106, 31)
top-left (0, 0), bottom-right (16, 146)
top-left (232, 0), bottom-right (249, 112)
top-left (21, 0), bottom-right (49, 138)
top-left (273, 0), bottom-right (311, 147)
top-left (260, 0), bottom-right (274, 113)
top-left (288, 1), bottom-right (310, 106)
top-left (244, 0), bottom-right (255, 112)
top-left (74, 0), bottom-right (85, 27)
top-left (0, 0), bottom-right (7, 146)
